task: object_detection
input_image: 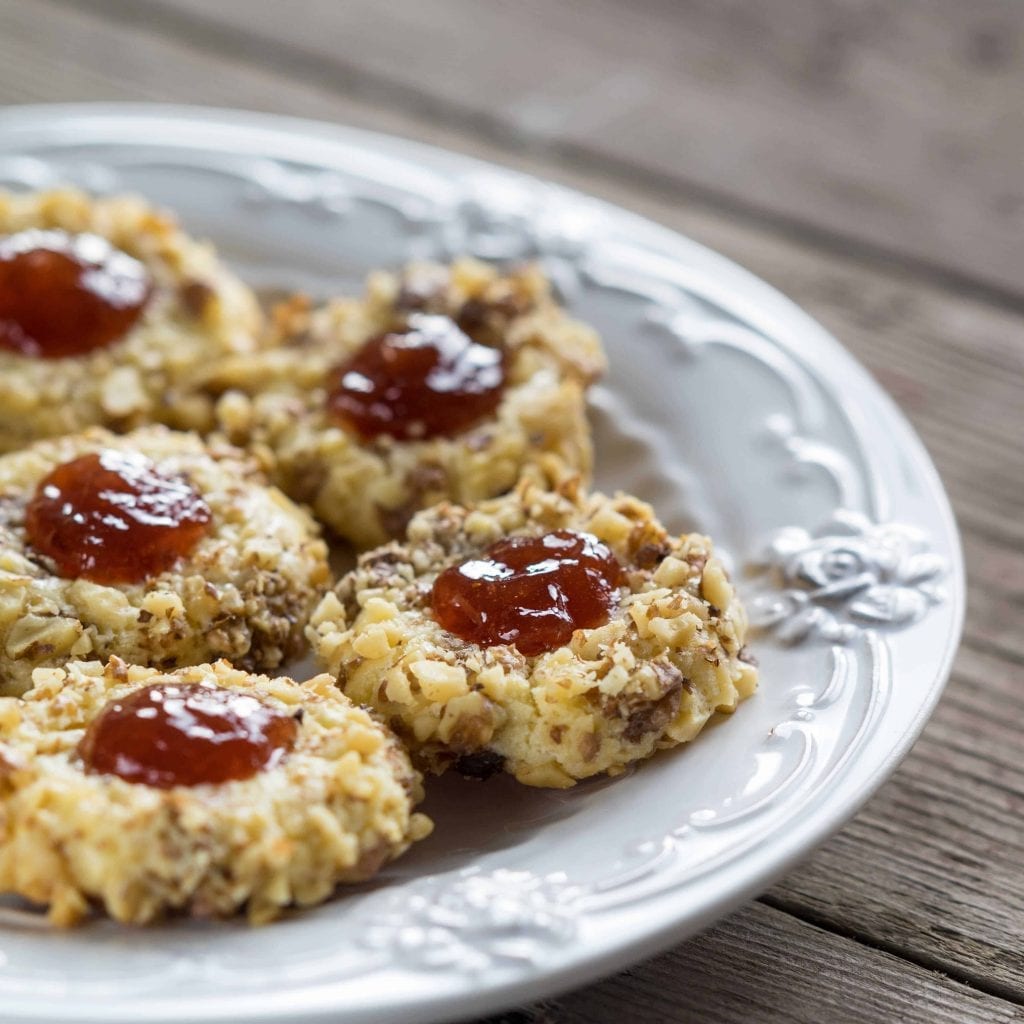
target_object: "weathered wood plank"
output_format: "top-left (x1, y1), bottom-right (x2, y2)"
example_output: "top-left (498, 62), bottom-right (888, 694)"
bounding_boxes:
top-left (768, 643), bottom-right (1024, 1001)
top-left (479, 903), bottom-right (1024, 1024)
top-left (0, 0), bottom-right (458, 130)
top-left (76, 0), bottom-right (1024, 301)
top-left (1, 1), bottom-right (1022, 1012)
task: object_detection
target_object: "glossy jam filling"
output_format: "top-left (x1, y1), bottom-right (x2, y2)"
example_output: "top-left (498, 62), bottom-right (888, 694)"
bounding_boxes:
top-left (78, 683), bottom-right (300, 788)
top-left (431, 530), bottom-right (624, 656)
top-left (0, 229), bottom-right (152, 359)
top-left (326, 313), bottom-right (506, 440)
top-left (24, 450), bottom-right (212, 585)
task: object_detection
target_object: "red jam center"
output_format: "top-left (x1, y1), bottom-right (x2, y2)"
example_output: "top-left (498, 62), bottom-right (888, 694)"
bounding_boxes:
top-left (431, 530), bottom-right (624, 656)
top-left (78, 683), bottom-right (300, 788)
top-left (24, 450), bottom-right (212, 585)
top-left (326, 313), bottom-right (506, 441)
top-left (0, 229), bottom-right (152, 359)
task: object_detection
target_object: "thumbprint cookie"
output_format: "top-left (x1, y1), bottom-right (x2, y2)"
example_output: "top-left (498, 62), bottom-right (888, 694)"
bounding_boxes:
top-left (0, 426), bottom-right (329, 696)
top-left (0, 659), bottom-right (431, 925)
top-left (308, 478), bottom-right (758, 789)
top-left (207, 258), bottom-right (605, 548)
top-left (0, 188), bottom-right (261, 451)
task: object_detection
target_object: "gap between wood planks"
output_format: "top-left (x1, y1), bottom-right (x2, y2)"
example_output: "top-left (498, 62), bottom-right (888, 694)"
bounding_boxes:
top-left (493, 903), bottom-right (1024, 1024)
top-left (51, 0), bottom-right (1024, 318)
top-left (757, 894), bottom-right (1024, 1009)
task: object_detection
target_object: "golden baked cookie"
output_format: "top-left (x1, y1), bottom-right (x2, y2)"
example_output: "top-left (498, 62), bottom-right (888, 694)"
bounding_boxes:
top-left (0, 659), bottom-right (432, 925)
top-left (0, 426), bottom-right (330, 696)
top-left (0, 188), bottom-right (261, 452)
top-left (309, 479), bottom-right (758, 789)
top-left (207, 258), bottom-right (605, 548)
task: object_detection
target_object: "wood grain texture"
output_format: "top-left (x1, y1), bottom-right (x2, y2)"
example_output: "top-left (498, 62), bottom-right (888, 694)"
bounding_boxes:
top-left (477, 903), bottom-right (1024, 1024)
top-left (75, 0), bottom-right (1024, 301)
top-left (767, 645), bottom-right (1024, 1001)
top-left (0, 1), bottom-right (1022, 1019)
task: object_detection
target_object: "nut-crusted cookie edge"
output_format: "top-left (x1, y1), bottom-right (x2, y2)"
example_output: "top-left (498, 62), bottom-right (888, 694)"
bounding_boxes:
top-left (0, 658), bottom-right (432, 925)
top-left (309, 478), bottom-right (758, 788)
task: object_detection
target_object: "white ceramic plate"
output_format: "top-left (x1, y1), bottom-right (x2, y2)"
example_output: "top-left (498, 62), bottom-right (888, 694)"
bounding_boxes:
top-left (0, 105), bottom-right (964, 1024)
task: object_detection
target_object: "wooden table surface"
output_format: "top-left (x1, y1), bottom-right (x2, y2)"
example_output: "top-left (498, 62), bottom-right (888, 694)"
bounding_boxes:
top-left (2, 2), bottom-right (1022, 1021)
